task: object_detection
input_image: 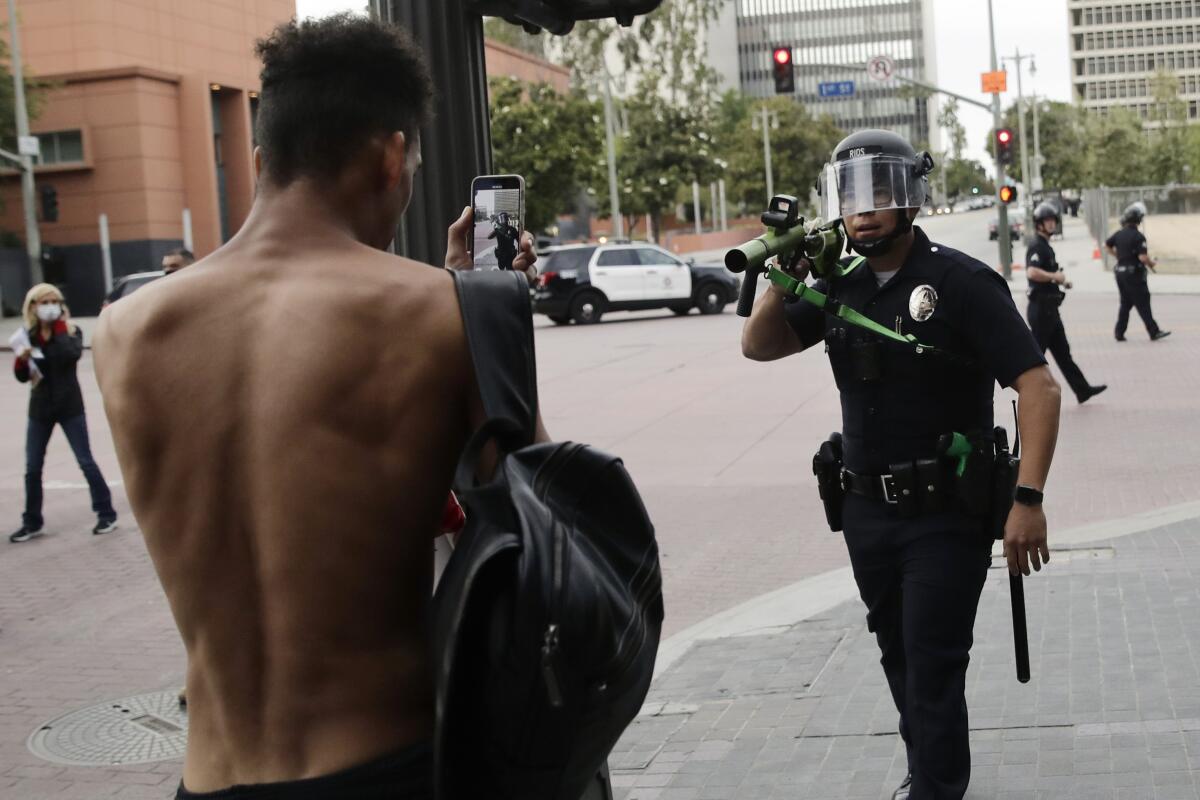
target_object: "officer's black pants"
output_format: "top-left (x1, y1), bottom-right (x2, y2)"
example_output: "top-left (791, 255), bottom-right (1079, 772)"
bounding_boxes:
top-left (1115, 270), bottom-right (1160, 338)
top-left (1027, 297), bottom-right (1091, 401)
top-left (842, 493), bottom-right (993, 800)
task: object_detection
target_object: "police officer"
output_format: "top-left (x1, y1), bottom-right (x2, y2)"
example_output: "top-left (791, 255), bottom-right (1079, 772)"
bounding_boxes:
top-left (1026, 202), bottom-right (1106, 403)
top-left (742, 130), bottom-right (1063, 800)
top-left (1106, 202), bottom-right (1170, 342)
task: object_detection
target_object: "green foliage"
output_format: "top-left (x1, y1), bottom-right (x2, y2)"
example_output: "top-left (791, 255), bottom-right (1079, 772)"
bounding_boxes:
top-left (937, 99), bottom-right (967, 161)
top-left (719, 96), bottom-right (843, 217)
top-left (488, 77), bottom-right (603, 233)
top-left (937, 158), bottom-right (994, 201)
top-left (1085, 107), bottom-right (1149, 187)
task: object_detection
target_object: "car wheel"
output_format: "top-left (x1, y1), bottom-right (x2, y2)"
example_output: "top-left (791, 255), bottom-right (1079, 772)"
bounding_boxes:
top-left (548, 315), bottom-right (570, 325)
top-left (695, 284), bottom-right (727, 315)
top-left (569, 292), bottom-right (605, 325)
top-left (670, 305), bottom-right (691, 316)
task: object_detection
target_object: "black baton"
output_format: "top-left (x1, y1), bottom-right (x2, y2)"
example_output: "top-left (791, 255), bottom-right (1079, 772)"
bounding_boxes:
top-left (1009, 573), bottom-right (1031, 683)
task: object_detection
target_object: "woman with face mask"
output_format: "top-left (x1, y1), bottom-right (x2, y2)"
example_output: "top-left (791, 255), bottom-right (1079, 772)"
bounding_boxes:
top-left (9, 284), bottom-right (117, 543)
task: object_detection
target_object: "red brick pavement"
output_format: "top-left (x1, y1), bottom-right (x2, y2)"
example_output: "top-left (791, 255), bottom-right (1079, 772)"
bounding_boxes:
top-left (0, 292), bottom-right (1196, 797)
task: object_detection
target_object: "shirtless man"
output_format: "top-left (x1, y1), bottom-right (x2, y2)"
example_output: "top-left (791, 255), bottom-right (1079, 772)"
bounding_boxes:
top-left (94, 15), bottom-right (535, 799)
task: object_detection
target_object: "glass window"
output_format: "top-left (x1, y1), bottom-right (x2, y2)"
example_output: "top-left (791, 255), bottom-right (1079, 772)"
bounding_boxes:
top-left (636, 248), bottom-right (683, 266)
top-left (544, 247), bottom-right (595, 272)
top-left (34, 130), bottom-right (84, 165)
top-left (596, 248), bottom-right (641, 267)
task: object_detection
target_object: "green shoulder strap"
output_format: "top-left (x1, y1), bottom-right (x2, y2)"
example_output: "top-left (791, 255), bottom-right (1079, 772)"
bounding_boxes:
top-left (839, 255), bottom-right (866, 277)
top-left (766, 264), bottom-right (919, 348)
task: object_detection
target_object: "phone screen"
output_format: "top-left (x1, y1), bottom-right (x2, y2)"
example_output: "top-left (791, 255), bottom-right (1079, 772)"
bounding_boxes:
top-left (471, 175), bottom-right (525, 270)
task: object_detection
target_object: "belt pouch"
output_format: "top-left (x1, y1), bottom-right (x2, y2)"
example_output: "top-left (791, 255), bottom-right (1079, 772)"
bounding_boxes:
top-left (889, 461), bottom-right (920, 518)
top-left (954, 435), bottom-right (994, 516)
top-left (915, 458), bottom-right (946, 514)
top-left (812, 433), bottom-right (845, 532)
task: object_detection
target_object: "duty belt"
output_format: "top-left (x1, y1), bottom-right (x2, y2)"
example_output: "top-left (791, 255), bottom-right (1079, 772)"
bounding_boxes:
top-left (842, 469), bottom-right (899, 504)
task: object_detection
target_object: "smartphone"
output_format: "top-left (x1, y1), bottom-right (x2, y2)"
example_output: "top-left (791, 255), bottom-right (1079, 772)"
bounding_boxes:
top-left (470, 174), bottom-right (525, 270)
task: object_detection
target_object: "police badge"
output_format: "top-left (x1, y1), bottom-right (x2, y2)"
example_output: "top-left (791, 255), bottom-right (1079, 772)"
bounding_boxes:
top-left (909, 285), bottom-right (938, 322)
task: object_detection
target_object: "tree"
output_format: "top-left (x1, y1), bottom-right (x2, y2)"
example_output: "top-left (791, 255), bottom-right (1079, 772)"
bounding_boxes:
top-left (719, 95), bottom-right (843, 218)
top-left (988, 100), bottom-right (1090, 190)
top-left (0, 30), bottom-right (50, 159)
top-left (605, 90), bottom-right (720, 241)
top-left (1145, 70), bottom-right (1189, 185)
top-left (938, 99), bottom-right (967, 161)
top-left (1084, 107), bottom-right (1149, 187)
top-left (489, 77), bottom-right (603, 233)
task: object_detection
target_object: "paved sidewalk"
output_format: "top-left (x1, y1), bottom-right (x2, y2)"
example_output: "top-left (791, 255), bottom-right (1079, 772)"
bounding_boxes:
top-left (611, 514), bottom-right (1200, 800)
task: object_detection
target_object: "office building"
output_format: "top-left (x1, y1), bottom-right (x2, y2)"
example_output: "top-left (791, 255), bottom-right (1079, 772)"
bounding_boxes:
top-left (1068, 0), bottom-right (1200, 122)
top-left (707, 0), bottom-right (941, 150)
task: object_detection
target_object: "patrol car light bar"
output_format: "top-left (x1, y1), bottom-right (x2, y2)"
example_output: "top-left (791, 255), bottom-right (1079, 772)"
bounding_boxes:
top-left (473, 0), bottom-right (664, 33)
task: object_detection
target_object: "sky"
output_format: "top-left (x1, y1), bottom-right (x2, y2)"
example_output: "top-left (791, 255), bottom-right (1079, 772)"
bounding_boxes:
top-left (294, 0), bottom-right (1072, 171)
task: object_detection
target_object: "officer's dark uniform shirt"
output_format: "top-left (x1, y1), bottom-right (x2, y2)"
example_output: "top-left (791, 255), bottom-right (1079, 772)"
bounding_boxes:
top-left (1025, 236), bottom-right (1064, 300)
top-left (784, 227), bottom-right (1046, 474)
top-left (1105, 227), bottom-right (1148, 267)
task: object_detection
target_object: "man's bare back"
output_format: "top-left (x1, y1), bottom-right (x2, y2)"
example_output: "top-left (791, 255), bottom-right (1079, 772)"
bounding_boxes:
top-left (95, 234), bottom-right (473, 792)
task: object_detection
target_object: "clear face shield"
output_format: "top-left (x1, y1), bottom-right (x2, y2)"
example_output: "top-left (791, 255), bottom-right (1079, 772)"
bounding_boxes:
top-left (818, 154), bottom-right (929, 223)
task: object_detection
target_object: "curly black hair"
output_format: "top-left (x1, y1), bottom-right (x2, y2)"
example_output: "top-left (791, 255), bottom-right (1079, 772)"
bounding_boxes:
top-left (254, 14), bottom-right (434, 187)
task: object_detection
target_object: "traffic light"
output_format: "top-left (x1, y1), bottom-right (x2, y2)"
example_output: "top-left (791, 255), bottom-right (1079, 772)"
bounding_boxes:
top-left (772, 46), bottom-right (794, 94)
top-left (39, 185), bottom-right (58, 223)
top-left (999, 185), bottom-right (1018, 205)
top-left (995, 128), bottom-right (1014, 167)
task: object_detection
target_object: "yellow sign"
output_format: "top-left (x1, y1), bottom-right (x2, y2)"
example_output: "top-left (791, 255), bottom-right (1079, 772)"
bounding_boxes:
top-left (981, 71), bottom-right (1008, 94)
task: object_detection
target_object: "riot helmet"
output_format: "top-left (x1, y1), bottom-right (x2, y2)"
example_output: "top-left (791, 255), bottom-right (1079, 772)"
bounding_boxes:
top-left (1033, 202), bottom-right (1061, 232)
top-left (1121, 201), bottom-right (1147, 226)
top-left (816, 129), bottom-right (935, 256)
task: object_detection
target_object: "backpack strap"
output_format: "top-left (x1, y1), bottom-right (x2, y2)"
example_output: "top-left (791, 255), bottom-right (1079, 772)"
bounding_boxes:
top-left (451, 269), bottom-right (539, 483)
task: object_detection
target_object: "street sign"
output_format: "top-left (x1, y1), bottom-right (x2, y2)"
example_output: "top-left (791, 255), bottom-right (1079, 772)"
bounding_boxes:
top-left (866, 55), bottom-right (895, 82)
top-left (981, 70), bottom-right (1007, 94)
top-left (818, 80), bottom-right (856, 98)
top-left (18, 136), bottom-right (40, 157)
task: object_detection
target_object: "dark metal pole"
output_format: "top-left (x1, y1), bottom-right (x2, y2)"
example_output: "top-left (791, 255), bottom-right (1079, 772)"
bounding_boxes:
top-left (387, 0), bottom-right (493, 266)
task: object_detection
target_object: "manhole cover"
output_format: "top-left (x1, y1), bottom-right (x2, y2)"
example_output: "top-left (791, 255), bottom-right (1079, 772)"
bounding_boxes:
top-left (28, 691), bottom-right (187, 765)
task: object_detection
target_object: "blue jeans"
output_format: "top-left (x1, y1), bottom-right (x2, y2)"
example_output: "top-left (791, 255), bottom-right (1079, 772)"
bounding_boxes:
top-left (24, 414), bottom-right (115, 530)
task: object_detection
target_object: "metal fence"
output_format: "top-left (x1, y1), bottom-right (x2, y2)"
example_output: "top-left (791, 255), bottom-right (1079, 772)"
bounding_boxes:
top-left (1083, 184), bottom-right (1200, 274)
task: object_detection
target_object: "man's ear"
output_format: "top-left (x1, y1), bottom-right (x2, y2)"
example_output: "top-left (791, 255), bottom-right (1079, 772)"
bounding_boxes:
top-left (380, 131), bottom-right (407, 191)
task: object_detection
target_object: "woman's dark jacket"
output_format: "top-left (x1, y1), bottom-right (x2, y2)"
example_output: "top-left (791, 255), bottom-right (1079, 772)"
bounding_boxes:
top-left (13, 321), bottom-right (86, 422)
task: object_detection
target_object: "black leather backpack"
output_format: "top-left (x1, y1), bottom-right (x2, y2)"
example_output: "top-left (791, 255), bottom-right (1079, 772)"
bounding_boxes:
top-left (433, 270), bottom-right (664, 800)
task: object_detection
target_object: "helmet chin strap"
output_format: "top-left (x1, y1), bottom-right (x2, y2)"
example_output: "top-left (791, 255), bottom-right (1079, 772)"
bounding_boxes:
top-left (846, 211), bottom-right (915, 258)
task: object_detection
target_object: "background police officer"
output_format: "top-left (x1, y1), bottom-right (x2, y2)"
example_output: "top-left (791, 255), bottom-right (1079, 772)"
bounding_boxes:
top-left (1106, 202), bottom-right (1170, 342)
top-left (1026, 203), bottom-right (1106, 403)
top-left (741, 130), bottom-right (1063, 800)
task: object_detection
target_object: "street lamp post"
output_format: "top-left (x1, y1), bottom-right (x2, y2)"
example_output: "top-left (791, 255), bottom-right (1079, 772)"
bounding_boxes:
top-left (6, 0), bottom-right (43, 284)
top-left (752, 106), bottom-right (778, 202)
top-left (988, 0), bottom-right (1012, 279)
top-left (602, 75), bottom-right (624, 240)
top-left (1003, 48), bottom-right (1036, 243)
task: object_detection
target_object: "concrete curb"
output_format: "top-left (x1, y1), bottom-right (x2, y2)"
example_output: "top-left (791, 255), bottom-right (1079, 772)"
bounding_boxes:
top-left (652, 500), bottom-right (1200, 679)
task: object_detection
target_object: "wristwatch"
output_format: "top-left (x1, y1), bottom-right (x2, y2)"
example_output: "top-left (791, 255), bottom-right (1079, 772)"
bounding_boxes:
top-left (1014, 485), bottom-right (1044, 507)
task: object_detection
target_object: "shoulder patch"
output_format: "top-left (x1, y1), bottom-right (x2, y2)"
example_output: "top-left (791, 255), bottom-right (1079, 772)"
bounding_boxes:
top-left (1029, 253), bottom-right (1040, 264)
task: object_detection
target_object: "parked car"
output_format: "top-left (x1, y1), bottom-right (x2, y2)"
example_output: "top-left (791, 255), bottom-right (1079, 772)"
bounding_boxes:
top-left (987, 218), bottom-right (1023, 241)
top-left (532, 243), bottom-right (739, 325)
top-left (102, 270), bottom-right (165, 309)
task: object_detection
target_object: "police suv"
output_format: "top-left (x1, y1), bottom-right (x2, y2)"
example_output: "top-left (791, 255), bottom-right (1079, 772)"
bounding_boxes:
top-left (532, 242), bottom-right (740, 325)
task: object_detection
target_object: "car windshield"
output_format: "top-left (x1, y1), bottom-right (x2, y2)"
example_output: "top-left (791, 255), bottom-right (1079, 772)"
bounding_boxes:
top-left (543, 248), bottom-right (595, 272)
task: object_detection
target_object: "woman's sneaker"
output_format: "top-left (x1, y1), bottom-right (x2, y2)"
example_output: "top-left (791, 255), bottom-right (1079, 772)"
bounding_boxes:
top-left (9, 526), bottom-right (44, 543)
top-left (93, 518), bottom-right (118, 536)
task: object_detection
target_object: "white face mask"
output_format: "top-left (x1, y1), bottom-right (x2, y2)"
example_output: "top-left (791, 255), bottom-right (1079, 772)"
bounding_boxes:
top-left (36, 303), bottom-right (62, 322)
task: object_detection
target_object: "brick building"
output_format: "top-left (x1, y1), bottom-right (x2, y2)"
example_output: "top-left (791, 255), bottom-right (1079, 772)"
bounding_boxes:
top-left (0, 2), bottom-right (567, 315)
top-left (0, 0), bottom-right (295, 314)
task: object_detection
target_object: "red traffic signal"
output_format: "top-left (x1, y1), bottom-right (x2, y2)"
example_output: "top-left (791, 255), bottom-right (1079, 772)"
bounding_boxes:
top-left (999, 185), bottom-right (1018, 204)
top-left (995, 128), bottom-right (1014, 167)
top-left (772, 47), bottom-right (794, 94)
